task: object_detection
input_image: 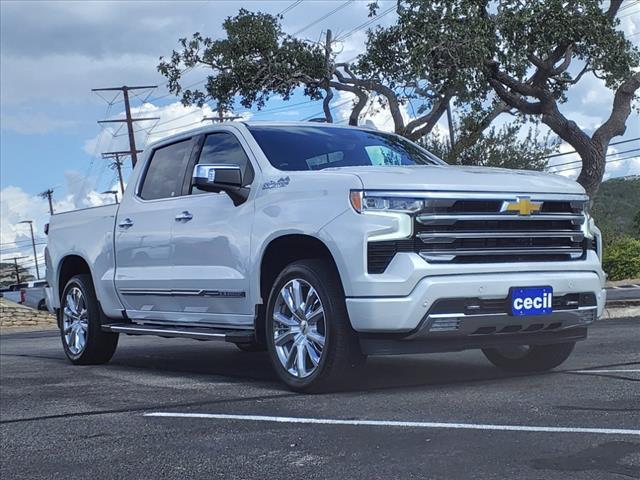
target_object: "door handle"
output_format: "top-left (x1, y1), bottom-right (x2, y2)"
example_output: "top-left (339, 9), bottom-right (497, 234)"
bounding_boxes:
top-left (118, 218), bottom-right (134, 229)
top-left (175, 211), bottom-right (193, 222)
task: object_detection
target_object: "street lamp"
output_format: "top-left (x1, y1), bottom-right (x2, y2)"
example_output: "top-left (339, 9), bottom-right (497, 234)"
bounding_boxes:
top-left (102, 190), bottom-right (119, 204)
top-left (18, 220), bottom-right (40, 280)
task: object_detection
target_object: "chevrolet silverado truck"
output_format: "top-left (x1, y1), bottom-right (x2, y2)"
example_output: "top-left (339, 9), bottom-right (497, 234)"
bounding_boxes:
top-left (45, 122), bottom-right (606, 392)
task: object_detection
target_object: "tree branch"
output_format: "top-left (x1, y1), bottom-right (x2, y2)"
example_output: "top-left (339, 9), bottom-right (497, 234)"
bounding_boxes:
top-left (605, 0), bottom-right (623, 20)
top-left (328, 81), bottom-right (368, 125)
top-left (488, 78), bottom-right (544, 115)
top-left (592, 71), bottom-right (640, 147)
top-left (403, 92), bottom-right (452, 137)
top-left (449, 101), bottom-right (511, 158)
top-left (334, 68), bottom-right (405, 132)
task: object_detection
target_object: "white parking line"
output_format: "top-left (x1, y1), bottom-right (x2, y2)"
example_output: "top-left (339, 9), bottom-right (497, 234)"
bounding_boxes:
top-left (571, 369), bottom-right (640, 374)
top-left (144, 412), bottom-right (640, 436)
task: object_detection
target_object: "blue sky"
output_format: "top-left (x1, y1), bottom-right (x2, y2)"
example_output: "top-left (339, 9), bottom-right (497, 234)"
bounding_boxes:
top-left (1, 0), bottom-right (639, 274)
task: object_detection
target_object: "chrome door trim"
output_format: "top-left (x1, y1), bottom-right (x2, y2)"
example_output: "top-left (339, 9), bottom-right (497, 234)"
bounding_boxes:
top-left (118, 288), bottom-right (246, 298)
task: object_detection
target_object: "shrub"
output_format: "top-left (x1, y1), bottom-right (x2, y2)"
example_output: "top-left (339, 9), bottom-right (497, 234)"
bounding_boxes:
top-left (602, 236), bottom-right (640, 281)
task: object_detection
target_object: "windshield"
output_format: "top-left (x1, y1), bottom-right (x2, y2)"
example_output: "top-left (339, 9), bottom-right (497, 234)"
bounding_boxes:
top-left (247, 125), bottom-right (445, 171)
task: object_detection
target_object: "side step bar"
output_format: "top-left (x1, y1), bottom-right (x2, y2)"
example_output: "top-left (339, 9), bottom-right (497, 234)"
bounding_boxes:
top-left (102, 323), bottom-right (255, 344)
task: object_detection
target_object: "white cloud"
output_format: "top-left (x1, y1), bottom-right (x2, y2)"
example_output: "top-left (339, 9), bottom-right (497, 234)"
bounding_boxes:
top-left (83, 101), bottom-right (252, 156)
top-left (0, 172), bottom-right (115, 271)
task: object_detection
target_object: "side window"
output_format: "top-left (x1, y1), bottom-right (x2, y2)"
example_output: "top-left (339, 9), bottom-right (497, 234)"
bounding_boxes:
top-left (192, 132), bottom-right (254, 194)
top-left (139, 139), bottom-right (192, 200)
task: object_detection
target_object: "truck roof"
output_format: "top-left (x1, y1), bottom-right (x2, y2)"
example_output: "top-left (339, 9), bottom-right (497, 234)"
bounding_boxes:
top-left (145, 120), bottom-right (374, 151)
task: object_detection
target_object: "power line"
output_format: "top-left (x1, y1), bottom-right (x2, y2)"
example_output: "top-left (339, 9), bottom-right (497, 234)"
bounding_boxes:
top-left (618, 8), bottom-right (640, 19)
top-left (279, 0), bottom-right (304, 16)
top-left (546, 147), bottom-right (640, 169)
top-left (0, 242), bottom-right (47, 254)
top-left (552, 155), bottom-right (638, 174)
top-left (619, 1), bottom-right (640, 12)
top-left (543, 137), bottom-right (640, 159)
top-left (292, 0), bottom-right (354, 36)
top-left (336, 4), bottom-right (397, 41)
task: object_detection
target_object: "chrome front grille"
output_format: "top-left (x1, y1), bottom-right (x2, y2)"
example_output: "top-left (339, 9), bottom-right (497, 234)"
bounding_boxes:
top-left (415, 194), bottom-right (587, 264)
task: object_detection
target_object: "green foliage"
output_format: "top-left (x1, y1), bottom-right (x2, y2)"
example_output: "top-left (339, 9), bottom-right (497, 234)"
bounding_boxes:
top-left (602, 236), bottom-right (640, 281)
top-left (158, 9), bottom-right (325, 111)
top-left (591, 176), bottom-right (640, 246)
top-left (421, 121), bottom-right (558, 171)
top-left (494, 0), bottom-right (639, 92)
top-left (360, 1), bottom-right (495, 106)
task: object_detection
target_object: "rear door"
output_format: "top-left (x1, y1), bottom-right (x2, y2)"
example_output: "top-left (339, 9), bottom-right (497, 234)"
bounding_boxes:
top-left (169, 129), bottom-right (257, 327)
top-left (114, 137), bottom-right (195, 321)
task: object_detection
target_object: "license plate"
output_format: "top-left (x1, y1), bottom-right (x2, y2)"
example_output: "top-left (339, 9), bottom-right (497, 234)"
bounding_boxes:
top-left (510, 286), bottom-right (553, 316)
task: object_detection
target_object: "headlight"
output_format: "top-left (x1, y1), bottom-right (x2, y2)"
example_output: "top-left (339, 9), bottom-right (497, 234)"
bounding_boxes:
top-left (350, 191), bottom-right (424, 214)
top-left (350, 191), bottom-right (421, 241)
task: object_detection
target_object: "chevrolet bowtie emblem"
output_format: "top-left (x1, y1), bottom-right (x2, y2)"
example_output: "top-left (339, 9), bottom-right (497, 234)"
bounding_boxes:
top-left (501, 197), bottom-right (543, 216)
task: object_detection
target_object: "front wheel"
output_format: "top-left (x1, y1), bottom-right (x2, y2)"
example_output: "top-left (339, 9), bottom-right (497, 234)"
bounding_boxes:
top-left (60, 274), bottom-right (119, 365)
top-left (265, 260), bottom-right (364, 393)
top-left (482, 342), bottom-right (575, 372)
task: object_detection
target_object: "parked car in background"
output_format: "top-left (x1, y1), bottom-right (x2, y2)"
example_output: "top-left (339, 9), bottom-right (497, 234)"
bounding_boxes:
top-left (2, 280), bottom-right (48, 310)
top-left (21, 280), bottom-right (49, 310)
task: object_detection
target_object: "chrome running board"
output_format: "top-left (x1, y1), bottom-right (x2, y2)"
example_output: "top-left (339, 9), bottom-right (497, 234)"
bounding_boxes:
top-left (102, 323), bottom-right (254, 343)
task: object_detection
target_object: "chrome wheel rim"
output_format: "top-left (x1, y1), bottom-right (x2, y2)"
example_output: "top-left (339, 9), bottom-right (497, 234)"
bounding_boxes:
top-left (62, 287), bottom-right (89, 356)
top-left (272, 279), bottom-right (326, 378)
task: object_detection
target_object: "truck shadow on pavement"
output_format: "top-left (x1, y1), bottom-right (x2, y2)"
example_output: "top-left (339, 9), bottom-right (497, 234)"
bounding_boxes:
top-left (106, 339), bottom-right (551, 393)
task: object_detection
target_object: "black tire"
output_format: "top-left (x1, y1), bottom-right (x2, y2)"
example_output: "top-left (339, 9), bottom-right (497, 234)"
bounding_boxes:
top-left (60, 274), bottom-right (119, 365)
top-left (265, 259), bottom-right (364, 393)
top-left (482, 342), bottom-right (575, 373)
top-left (37, 299), bottom-right (47, 311)
top-left (234, 341), bottom-right (266, 352)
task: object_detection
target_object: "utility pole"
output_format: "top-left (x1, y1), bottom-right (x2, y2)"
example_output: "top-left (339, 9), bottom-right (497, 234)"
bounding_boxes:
top-left (18, 220), bottom-right (40, 280)
top-left (102, 151), bottom-right (136, 194)
top-left (93, 85), bottom-right (159, 168)
top-left (9, 257), bottom-right (27, 285)
top-left (39, 189), bottom-right (54, 215)
top-left (202, 107), bottom-right (242, 123)
top-left (102, 190), bottom-right (119, 204)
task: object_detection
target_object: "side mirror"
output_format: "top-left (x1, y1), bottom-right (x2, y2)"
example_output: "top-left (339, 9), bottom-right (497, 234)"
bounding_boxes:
top-left (192, 164), bottom-right (243, 192)
top-left (192, 164), bottom-right (249, 205)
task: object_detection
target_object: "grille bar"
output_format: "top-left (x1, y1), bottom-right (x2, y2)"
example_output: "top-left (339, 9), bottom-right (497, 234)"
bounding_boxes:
top-left (416, 213), bottom-right (584, 224)
top-left (420, 247), bottom-right (584, 262)
top-left (417, 231), bottom-right (585, 243)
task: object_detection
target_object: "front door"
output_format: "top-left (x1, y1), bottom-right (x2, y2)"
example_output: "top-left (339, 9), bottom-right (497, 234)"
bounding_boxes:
top-left (170, 130), bottom-right (256, 327)
top-left (114, 137), bottom-right (194, 321)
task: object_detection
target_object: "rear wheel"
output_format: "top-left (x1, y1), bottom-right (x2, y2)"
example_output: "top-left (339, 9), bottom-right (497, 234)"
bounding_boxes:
top-left (265, 260), bottom-right (364, 393)
top-left (482, 342), bottom-right (575, 372)
top-left (60, 274), bottom-right (119, 365)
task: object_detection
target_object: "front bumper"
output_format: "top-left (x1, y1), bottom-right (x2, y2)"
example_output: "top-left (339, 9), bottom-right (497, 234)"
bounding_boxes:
top-left (346, 270), bottom-right (606, 335)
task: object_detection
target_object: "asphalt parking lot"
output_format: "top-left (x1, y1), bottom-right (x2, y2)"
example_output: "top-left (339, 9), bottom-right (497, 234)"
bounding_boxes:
top-left (1, 316), bottom-right (638, 480)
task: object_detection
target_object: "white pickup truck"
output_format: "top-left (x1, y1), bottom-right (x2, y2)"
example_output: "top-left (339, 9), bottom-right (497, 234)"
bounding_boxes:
top-left (45, 122), bottom-right (606, 392)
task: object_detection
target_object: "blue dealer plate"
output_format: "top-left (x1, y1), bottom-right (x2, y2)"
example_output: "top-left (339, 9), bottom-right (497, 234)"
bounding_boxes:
top-left (510, 286), bottom-right (553, 316)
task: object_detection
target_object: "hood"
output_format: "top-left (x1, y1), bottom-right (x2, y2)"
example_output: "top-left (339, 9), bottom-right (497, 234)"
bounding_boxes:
top-left (331, 165), bottom-right (585, 195)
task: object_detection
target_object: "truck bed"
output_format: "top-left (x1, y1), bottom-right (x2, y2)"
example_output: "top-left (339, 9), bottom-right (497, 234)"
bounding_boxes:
top-left (46, 204), bottom-right (120, 313)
